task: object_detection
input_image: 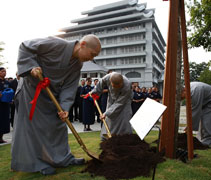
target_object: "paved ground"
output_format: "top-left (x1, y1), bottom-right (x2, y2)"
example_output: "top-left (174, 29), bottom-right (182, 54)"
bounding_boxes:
top-left (1, 106), bottom-right (189, 146)
top-left (0, 121), bottom-right (102, 146)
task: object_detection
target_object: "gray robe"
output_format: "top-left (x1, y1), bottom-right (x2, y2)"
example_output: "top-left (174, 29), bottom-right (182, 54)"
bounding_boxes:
top-left (91, 73), bottom-right (133, 140)
top-left (190, 82), bottom-right (211, 146)
top-left (11, 37), bottom-right (83, 172)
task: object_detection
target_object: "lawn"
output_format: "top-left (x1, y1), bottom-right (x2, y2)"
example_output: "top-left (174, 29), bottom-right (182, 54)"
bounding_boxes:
top-left (0, 131), bottom-right (211, 180)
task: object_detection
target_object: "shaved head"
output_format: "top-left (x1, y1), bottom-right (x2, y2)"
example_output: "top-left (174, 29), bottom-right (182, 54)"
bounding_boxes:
top-left (80, 34), bottom-right (101, 51)
top-left (110, 73), bottom-right (123, 89)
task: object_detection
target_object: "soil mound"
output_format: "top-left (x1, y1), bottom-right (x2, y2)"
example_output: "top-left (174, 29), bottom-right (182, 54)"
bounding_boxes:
top-left (84, 134), bottom-right (165, 180)
top-left (177, 133), bottom-right (209, 150)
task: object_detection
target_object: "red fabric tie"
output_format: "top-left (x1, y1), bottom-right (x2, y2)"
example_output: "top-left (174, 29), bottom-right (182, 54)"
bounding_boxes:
top-left (83, 93), bottom-right (99, 106)
top-left (29, 77), bottom-right (50, 121)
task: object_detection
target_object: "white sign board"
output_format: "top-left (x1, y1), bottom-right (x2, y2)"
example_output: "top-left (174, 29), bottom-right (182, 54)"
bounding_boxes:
top-left (130, 98), bottom-right (167, 140)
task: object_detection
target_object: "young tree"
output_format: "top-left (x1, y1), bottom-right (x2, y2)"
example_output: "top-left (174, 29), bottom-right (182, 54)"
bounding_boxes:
top-left (187, 0), bottom-right (211, 51)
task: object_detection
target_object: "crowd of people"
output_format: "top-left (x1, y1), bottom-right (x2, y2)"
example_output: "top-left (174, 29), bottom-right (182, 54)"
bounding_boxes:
top-left (131, 82), bottom-right (162, 116)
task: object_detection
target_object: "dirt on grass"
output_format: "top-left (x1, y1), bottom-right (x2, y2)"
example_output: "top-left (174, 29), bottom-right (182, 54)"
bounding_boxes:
top-left (177, 133), bottom-right (209, 150)
top-left (83, 134), bottom-right (165, 180)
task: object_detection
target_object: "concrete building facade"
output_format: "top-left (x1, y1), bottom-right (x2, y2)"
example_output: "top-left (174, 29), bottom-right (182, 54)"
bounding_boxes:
top-left (59, 0), bottom-right (166, 89)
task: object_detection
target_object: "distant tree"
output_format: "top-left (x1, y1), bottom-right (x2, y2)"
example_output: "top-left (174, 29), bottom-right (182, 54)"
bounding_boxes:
top-left (186, 0), bottom-right (211, 51)
top-left (198, 69), bottom-right (211, 85)
top-left (198, 60), bottom-right (211, 84)
top-left (188, 61), bottom-right (208, 81)
top-left (0, 41), bottom-right (5, 66)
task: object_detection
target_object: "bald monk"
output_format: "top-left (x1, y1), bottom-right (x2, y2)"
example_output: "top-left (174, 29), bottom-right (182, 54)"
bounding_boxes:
top-left (11, 34), bottom-right (101, 175)
top-left (181, 82), bottom-right (211, 146)
top-left (91, 72), bottom-right (133, 140)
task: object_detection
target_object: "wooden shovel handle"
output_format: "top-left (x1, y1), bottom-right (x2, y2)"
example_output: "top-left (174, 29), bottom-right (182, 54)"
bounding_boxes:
top-left (90, 93), bottom-right (112, 138)
top-left (36, 72), bottom-right (89, 153)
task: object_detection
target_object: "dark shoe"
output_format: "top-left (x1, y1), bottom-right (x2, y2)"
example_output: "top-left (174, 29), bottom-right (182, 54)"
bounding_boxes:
top-left (69, 158), bottom-right (85, 165)
top-left (84, 128), bottom-right (87, 131)
top-left (87, 128), bottom-right (92, 131)
top-left (40, 167), bottom-right (56, 175)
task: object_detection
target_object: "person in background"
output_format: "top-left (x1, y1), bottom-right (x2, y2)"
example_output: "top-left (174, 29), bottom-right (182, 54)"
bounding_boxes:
top-left (11, 34), bottom-right (101, 175)
top-left (0, 67), bottom-right (11, 143)
top-left (181, 82), bottom-right (211, 146)
top-left (69, 81), bottom-right (81, 122)
top-left (78, 79), bottom-right (85, 122)
top-left (93, 79), bottom-right (100, 123)
top-left (90, 72), bottom-right (133, 140)
top-left (80, 77), bottom-right (95, 131)
top-left (10, 73), bottom-right (20, 127)
top-left (132, 86), bottom-right (145, 115)
top-left (151, 86), bottom-right (162, 102)
top-left (147, 87), bottom-right (154, 99)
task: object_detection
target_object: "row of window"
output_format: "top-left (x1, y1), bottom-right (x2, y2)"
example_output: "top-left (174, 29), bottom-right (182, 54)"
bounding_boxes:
top-left (81, 72), bottom-right (105, 79)
top-left (99, 45), bottom-right (146, 56)
top-left (96, 57), bottom-right (146, 66)
top-left (99, 33), bottom-right (146, 45)
top-left (65, 23), bottom-right (146, 40)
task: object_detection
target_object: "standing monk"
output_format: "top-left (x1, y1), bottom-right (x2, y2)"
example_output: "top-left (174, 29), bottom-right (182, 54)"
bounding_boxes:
top-left (90, 72), bottom-right (133, 140)
top-left (11, 34), bottom-right (101, 175)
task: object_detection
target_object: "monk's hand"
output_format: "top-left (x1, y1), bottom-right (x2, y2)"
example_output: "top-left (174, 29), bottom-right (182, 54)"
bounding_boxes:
top-left (58, 111), bottom-right (69, 122)
top-left (100, 113), bottom-right (106, 120)
top-left (31, 67), bottom-right (42, 78)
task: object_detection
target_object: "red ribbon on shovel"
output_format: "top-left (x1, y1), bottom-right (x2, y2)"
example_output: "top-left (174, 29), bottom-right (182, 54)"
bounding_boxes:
top-left (83, 93), bottom-right (99, 106)
top-left (29, 77), bottom-right (50, 121)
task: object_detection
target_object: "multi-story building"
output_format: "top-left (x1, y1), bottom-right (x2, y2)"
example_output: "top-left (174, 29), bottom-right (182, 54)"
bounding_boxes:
top-left (59, 0), bottom-right (166, 90)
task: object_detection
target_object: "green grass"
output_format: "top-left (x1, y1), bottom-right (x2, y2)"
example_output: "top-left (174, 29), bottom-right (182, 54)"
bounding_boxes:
top-left (0, 131), bottom-right (211, 180)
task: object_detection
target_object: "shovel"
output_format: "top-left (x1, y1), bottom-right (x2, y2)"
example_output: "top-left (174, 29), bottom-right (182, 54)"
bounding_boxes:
top-left (90, 94), bottom-right (112, 138)
top-left (36, 71), bottom-right (100, 161)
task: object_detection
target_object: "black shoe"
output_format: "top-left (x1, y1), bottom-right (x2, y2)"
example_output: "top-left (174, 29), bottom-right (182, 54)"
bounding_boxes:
top-left (69, 158), bottom-right (85, 165)
top-left (84, 128), bottom-right (87, 131)
top-left (87, 128), bottom-right (92, 131)
top-left (40, 167), bottom-right (56, 175)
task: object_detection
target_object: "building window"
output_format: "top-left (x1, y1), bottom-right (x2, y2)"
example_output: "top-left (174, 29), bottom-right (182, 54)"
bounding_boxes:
top-left (129, 58), bottom-right (134, 64)
top-left (125, 72), bottom-right (141, 78)
top-left (143, 57), bottom-right (146, 63)
top-left (106, 60), bottom-right (112, 66)
top-left (113, 59), bottom-right (117, 65)
top-left (82, 73), bottom-right (87, 78)
top-left (90, 73), bottom-right (98, 78)
top-left (106, 49), bottom-right (112, 55)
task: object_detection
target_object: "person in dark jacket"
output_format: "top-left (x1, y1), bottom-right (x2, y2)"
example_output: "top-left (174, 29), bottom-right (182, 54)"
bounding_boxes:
top-left (80, 77), bottom-right (95, 131)
top-left (0, 67), bottom-right (12, 143)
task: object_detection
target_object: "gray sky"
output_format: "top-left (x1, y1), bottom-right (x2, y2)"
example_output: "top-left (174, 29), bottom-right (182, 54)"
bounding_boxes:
top-left (0, 0), bottom-right (210, 77)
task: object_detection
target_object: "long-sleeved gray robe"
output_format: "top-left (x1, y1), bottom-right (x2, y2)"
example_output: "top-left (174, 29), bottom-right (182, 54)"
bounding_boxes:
top-left (11, 37), bottom-right (83, 172)
top-left (91, 73), bottom-right (133, 140)
top-left (190, 82), bottom-right (211, 146)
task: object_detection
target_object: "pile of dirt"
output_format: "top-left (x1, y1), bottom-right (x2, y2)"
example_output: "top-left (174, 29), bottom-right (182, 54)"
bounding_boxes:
top-left (84, 134), bottom-right (165, 180)
top-left (177, 133), bottom-right (209, 150)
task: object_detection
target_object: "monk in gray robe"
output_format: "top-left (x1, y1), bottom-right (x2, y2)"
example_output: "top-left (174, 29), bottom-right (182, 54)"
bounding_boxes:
top-left (91, 72), bottom-right (133, 140)
top-left (11, 35), bottom-right (101, 175)
top-left (182, 82), bottom-right (211, 146)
